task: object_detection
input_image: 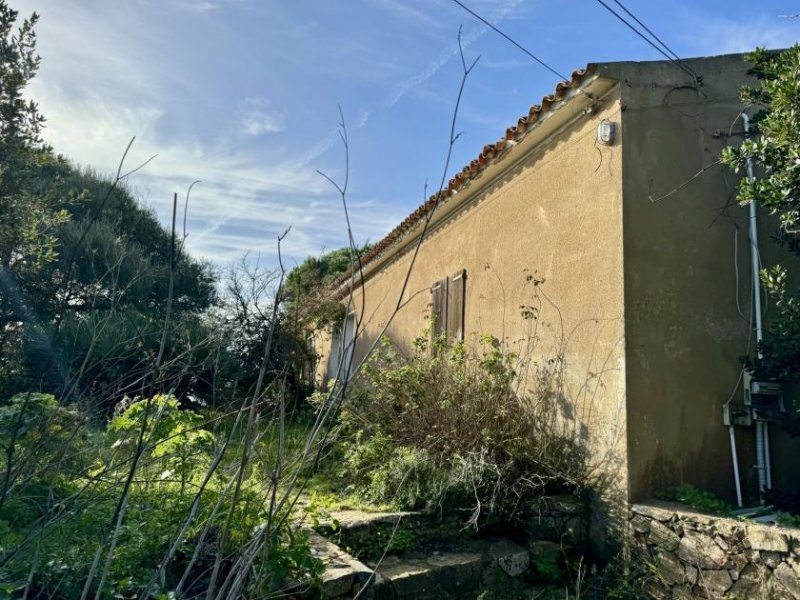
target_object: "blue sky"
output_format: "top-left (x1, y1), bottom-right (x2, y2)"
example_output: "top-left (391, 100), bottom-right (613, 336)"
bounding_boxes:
top-left (13, 0), bottom-right (800, 270)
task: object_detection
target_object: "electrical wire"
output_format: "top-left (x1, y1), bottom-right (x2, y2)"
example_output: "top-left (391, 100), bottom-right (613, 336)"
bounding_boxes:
top-left (610, 0), bottom-right (682, 62)
top-left (592, 0), bottom-right (702, 85)
top-left (449, 0), bottom-right (584, 89)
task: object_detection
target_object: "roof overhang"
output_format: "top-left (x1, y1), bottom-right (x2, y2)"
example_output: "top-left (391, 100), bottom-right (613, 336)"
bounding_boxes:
top-left (336, 70), bottom-right (621, 295)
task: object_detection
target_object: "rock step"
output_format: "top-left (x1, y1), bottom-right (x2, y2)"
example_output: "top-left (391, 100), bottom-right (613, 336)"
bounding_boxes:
top-left (308, 531), bottom-right (374, 598)
top-left (316, 508), bottom-right (468, 560)
top-left (308, 534), bottom-right (575, 598)
top-left (371, 552), bottom-right (483, 599)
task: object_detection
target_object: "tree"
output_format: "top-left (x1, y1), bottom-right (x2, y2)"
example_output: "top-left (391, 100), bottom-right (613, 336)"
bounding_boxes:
top-left (0, 2), bottom-right (218, 411)
top-left (282, 244), bottom-right (371, 329)
top-left (722, 46), bottom-right (800, 382)
top-left (0, 3), bottom-right (71, 389)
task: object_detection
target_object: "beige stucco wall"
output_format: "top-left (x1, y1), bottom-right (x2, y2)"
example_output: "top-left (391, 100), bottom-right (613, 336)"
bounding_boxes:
top-left (320, 94), bottom-right (629, 529)
top-left (609, 54), bottom-right (800, 504)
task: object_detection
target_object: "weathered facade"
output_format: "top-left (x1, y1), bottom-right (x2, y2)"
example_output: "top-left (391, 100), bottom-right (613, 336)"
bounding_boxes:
top-left (316, 53), bottom-right (799, 515)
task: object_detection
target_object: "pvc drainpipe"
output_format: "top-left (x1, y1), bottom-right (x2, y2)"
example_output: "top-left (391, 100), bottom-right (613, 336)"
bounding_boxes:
top-left (742, 112), bottom-right (770, 498)
top-left (729, 423), bottom-right (744, 507)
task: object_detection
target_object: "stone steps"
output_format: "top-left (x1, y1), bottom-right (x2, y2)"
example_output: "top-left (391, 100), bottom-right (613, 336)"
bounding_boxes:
top-left (371, 551), bottom-right (483, 599)
top-left (300, 497), bottom-right (589, 598)
top-left (306, 521), bottom-right (575, 598)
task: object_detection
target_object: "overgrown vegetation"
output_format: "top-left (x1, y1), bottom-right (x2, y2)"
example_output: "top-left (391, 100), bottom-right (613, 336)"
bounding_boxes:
top-left (0, 393), bottom-right (324, 597)
top-left (0, 3), bottom-right (366, 595)
top-left (317, 333), bottom-right (590, 528)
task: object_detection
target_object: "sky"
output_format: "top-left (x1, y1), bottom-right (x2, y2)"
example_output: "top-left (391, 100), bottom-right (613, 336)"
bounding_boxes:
top-left (12, 0), bottom-right (800, 271)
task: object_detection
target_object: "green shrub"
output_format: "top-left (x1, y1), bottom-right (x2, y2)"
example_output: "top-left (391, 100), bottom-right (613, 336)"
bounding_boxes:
top-left (337, 430), bottom-right (447, 510)
top-left (107, 394), bottom-right (214, 493)
top-left (0, 392), bottom-right (86, 501)
top-left (659, 484), bottom-right (731, 516)
top-left (332, 335), bottom-right (588, 525)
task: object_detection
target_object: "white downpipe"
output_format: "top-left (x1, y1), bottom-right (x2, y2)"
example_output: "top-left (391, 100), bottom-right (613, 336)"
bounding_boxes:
top-left (755, 421), bottom-right (767, 495)
top-left (743, 112), bottom-right (770, 498)
top-left (764, 418), bottom-right (773, 490)
top-left (729, 424), bottom-right (744, 507)
top-left (744, 114), bottom-right (763, 349)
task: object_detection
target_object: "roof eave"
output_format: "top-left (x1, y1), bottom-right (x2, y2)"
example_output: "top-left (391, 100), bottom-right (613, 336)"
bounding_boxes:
top-left (335, 69), bottom-right (620, 296)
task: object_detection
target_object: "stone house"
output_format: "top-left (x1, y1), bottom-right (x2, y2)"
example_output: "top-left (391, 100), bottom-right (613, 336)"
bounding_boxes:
top-left (315, 53), bottom-right (799, 517)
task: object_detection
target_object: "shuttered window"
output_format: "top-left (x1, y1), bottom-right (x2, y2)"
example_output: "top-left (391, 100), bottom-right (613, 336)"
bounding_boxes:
top-left (430, 277), bottom-right (448, 340)
top-left (447, 269), bottom-right (466, 342)
top-left (430, 269), bottom-right (466, 344)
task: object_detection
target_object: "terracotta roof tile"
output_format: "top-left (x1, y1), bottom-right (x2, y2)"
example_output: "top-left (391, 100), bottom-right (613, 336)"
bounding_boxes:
top-left (337, 64), bottom-right (596, 288)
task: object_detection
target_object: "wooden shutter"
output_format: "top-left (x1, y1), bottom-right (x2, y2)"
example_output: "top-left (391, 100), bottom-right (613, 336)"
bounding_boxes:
top-left (447, 269), bottom-right (466, 342)
top-left (430, 277), bottom-right (448, 340)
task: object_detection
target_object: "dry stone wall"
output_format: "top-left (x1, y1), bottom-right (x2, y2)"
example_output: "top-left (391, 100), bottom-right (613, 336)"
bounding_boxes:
top-left (630, 502), bottom-right (800, 599)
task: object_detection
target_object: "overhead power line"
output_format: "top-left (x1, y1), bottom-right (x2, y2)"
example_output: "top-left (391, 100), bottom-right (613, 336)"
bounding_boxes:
top-left (610, 0), bottom-right (682, 62)
top-left (449, 0), bottom-right (576, 85)
top-left (593, 0), bottom-right (703, 85)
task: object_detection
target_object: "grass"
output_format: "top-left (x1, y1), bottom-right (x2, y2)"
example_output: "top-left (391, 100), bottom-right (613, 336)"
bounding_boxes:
top-left (658, 484), bottom-right (732, 516)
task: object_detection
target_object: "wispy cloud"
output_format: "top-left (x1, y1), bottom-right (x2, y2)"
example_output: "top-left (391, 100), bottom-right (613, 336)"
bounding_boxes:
top-left (301, 0), bottom-right (527, 165)
top-left (678, 13), bottom-right (799, 55)
top-left (173, 0), bottom-right (218, 13)
top-left (238, 98), bottom-right (286, 136)
top-left (19, 0), bottom-right (398, 265)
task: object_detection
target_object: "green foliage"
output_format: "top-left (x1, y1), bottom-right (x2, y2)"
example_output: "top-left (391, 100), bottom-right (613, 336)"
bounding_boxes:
top-left (0, 392), bottom-right (84, 491)
top-left (261, 525), bottom-right (323, 593)
top-left (107, 395), bottom-right (214, 492)
top-left (531, 547), bottom-right (563, 583)
top-left (659, 484), bottom-right (732, 516)
top-left (721, 47), bottom-right (800, 231)
top-left (337, 430), bottom-right (447, 510)
top-left (777, 511), bottom-right (800, 528)
top-left (0, 3), bottom-right (217, 410)
top-left (0, 3), bottom-right (324, 597)
top-left (352, 524), bottom-right (416, 561)
top-left (0, 399), bottom-right (322, 598)
top-left (328, 335), bottom-right (587, 525)
top-left (600, 548), bottom-right (665, 600)
top-left (721, 46), bottom-right (800, 384)
top-left (0, 4), bottom-right (74, 390)
top-left (282, 245), bottom-right (371, 329)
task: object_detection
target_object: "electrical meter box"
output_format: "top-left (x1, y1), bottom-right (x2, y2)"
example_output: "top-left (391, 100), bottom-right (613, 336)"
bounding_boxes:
top-left (743, 371), bottom-right (785, 420)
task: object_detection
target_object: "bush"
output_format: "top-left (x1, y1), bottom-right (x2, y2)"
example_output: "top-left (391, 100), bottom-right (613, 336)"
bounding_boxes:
top-left (332, 335), bottom-right (588, 525)
top-left (0, 393), bottom-right (86, 502)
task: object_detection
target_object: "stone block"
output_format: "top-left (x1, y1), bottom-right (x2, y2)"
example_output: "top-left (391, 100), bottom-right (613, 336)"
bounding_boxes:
top-left (650, 520), bottom-right (681, 552)
top-left (729, 563), bottom-right (770, 598)
top-left (655, 551), bottom-right (683, 585)
top-left (748, 526), bottom-right (790, 553)
top-left (713, 535), bottom-right (730, 552)
top-left (671, 584), bottom-right (696, 599)
top-left (632, 504), bottom-right (674, 522)
top-left (630, 514), bottom-right (651, 534)
top-left (684, 564), bottom-right (698, 585)
top-left (488, 540), bottom-right (530, 577)
top-left (763, 551), bottom-right (784, 569)
top-left (697, 569), bottom-right (732, 596)
top-left (677, 533), bottom-right (728, 569)
top-left (730, 552), bottom-right (749, 574)
top-left (774, 562), bottom-right (800, 599)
